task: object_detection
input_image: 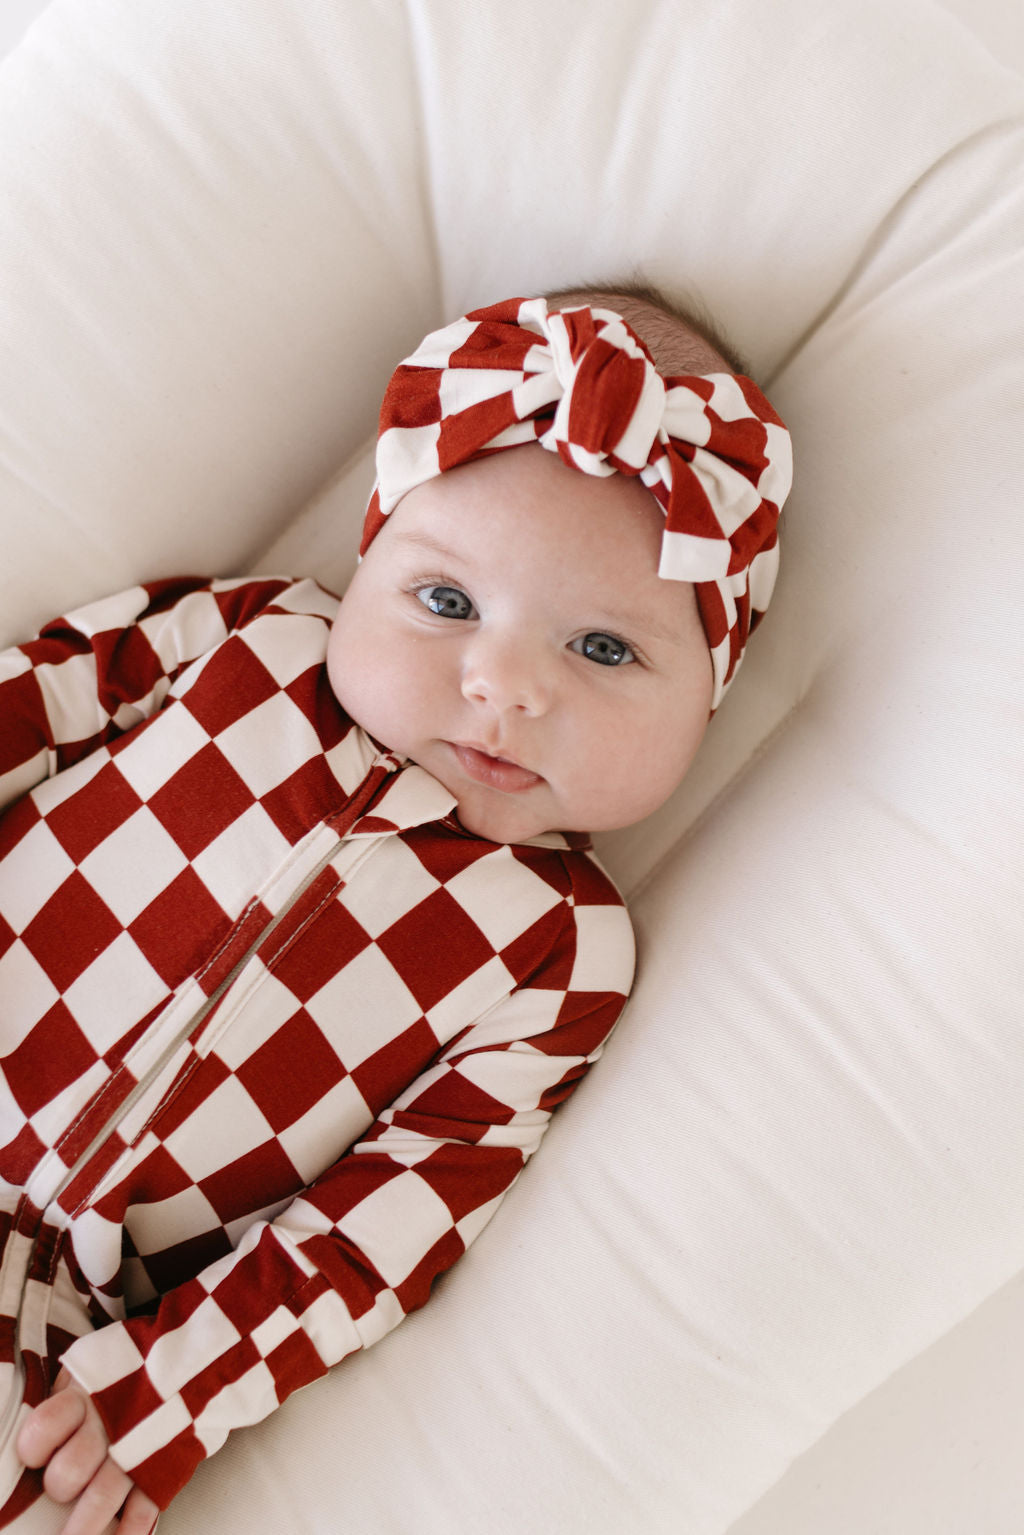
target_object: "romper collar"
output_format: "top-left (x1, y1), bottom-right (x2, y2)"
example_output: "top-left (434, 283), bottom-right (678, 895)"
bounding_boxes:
top-left (344, 741), bottom-right (592, 852)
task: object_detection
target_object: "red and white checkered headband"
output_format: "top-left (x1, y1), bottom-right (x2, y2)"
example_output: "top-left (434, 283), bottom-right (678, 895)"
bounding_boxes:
top-left (361, 296), bottom-right (793, 710)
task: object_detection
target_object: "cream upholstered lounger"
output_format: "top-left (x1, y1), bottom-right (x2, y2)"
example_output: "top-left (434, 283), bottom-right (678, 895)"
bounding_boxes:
top-left (1, 3), bottom-right (1023, 1531)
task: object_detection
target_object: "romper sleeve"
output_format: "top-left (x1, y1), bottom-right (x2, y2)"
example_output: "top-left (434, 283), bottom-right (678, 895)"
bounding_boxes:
top-left (59, 873), bottom-right (636, 1511)
top-left (0, 576), bottom-right (316, 812)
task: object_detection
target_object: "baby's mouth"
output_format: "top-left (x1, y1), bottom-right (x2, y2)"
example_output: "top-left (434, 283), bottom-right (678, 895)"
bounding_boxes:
top-left (449, 742), bottom-right (543, 793)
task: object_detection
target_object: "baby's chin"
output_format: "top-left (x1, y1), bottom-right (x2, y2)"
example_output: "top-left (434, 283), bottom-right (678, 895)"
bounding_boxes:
top-left (449, 786), bottom-right (565, 845)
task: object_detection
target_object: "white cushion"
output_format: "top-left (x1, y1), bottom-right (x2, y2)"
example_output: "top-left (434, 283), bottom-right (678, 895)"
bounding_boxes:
top-left (1, 2), bottom-right (1022, 1531)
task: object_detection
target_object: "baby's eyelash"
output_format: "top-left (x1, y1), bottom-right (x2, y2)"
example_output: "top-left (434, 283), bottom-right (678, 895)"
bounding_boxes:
top-left (571, 631), bottom-right (640, 667)
top-left (408, 575), bottom-right (478, 622)
top-left (406, 571), bottom-right (464, 596)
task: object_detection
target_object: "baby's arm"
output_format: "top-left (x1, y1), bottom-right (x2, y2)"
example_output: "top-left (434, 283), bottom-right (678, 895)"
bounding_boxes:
top-left (16, 1372), bottom-right (159, 1535)
top-left (55, 882), bottom-right (635, 1513)
top-left (0, 575), bottom-right (311, 813)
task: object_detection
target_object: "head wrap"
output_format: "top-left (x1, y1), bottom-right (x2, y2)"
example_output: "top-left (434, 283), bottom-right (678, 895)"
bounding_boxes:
top-left (361, 296), bottom-right (793, 709)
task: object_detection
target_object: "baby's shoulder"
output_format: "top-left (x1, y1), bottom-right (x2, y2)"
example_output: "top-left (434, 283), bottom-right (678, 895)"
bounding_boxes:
top-left (507, 839), bottom-right (636, 993)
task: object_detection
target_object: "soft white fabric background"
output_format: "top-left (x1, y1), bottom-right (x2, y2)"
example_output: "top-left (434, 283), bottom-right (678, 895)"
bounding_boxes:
top-left (735, 6), bottom-right (1024, 1525)
top-left (1, 3), bottom-right (1023, 1532)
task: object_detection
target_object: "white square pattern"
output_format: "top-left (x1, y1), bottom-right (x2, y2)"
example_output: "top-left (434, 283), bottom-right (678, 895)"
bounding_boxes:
top-left (115, 707), bottom-right (212, 803)
top-left (276, 1074), bottom-right (372, 1184)
top-left (125, 1185), bottom-right (225, 1257)
top-left (444, 847), bottom-right (562, 952)
top-left (163, 1075), bottom-right (276, 1182)
top-left (79, 807), bottom-right (188, 926)
top-left (241, 611), bottom-right (333, 687)
top-left (215, 691), bottom-right (322, 799)
top-left (192, 804), bottom-right (292, 919)
top-left (0, 942), bottom-right (60, 1043)
top-left (305, 944), bottom-right (424, 1067)
top-left (64, 934), bottom-right (169, 1056)
top-left (569, 902), bottom-right (637, 993)
top-left (336, 1169), bottom-right (455, 1287)
top-left (339, 835), bottom-right (441, 938)
top-left (0, 818), bottom-right (76, 930)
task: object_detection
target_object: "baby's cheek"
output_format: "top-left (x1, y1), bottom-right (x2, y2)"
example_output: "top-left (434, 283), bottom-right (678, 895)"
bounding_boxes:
top-left (328, 638), bottom-right (422, 752)
top-left (325, 622), bottom-right (379, 729)
top-left (585, 724), bottom-right (700, 830)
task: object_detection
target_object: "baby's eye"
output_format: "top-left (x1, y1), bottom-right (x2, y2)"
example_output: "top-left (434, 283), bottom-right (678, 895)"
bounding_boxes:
top-left (416, 585), bottom-right (477, 620)
top-left (572, 632), bottom-right (635, 667)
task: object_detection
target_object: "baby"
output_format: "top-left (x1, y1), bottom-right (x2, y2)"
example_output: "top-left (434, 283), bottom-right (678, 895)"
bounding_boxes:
top-left (0, 285), bottom-right (791, 1532)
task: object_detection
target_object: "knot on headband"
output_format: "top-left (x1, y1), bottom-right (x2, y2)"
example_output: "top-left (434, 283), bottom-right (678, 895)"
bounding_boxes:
top-left (361, 296), bottom-right (793, 709)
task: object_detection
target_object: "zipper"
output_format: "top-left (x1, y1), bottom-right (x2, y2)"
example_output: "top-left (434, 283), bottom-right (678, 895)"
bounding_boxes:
top-left (51, 831), bottom-right (351, 1210)
top-left (2, 753), bottom-right (400, 1444)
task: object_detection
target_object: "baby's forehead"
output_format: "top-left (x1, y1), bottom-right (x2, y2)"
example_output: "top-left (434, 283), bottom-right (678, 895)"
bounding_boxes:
top-left (389, 446), bottom-right (667, 592)
top-left (426, 439), bottom-right (659, 528)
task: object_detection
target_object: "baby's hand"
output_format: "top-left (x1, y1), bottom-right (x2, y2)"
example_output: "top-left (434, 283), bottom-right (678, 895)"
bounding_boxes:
top-left (16, 1370), bottom-right (159, 1534)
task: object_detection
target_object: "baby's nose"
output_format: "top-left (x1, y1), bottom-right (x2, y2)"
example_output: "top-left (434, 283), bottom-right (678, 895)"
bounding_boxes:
top-left (460, 631), bottom-right (552, 716)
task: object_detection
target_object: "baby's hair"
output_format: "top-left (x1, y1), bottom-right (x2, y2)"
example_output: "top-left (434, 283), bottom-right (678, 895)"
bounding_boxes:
top-left (545, 276), bottom-right (752, 380)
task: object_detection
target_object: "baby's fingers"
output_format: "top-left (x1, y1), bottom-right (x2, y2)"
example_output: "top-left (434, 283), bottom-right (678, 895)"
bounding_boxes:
top-left (117, 1484), bottom-right (160, 1535)
top-left (43, 1409), bottom-right (111, 1507)
top-left (60, 1456), bottom-right (141, 1535)
top-left (16, 1385), bottom-right (87, 1469)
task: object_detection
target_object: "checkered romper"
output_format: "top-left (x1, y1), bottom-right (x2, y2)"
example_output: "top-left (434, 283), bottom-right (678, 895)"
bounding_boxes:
top-left (0, 577), bottom-right (634, 1517)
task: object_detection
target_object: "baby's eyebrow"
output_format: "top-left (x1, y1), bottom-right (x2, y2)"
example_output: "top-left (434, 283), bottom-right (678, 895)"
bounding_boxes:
top-left (587, 587), bottom-right (690, 645)
top-left (598, 609), bottom-right (684, 647)
top-left (392, 530), bottom-right (462, 563)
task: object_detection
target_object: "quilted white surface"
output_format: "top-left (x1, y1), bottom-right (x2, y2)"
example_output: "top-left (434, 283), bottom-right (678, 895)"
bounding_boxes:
top-left (1, 2), bottom-right (1023, 1531)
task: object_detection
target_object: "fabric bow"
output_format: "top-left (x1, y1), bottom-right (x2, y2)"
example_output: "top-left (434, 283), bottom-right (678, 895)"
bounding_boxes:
top-left (361, 296), bottom-right (792, 709)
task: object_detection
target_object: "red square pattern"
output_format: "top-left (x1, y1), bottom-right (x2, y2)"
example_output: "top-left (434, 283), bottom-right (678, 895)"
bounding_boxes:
top-left (1, 1001), bottom-right (101, 1118)
top-left (45, 761), bottom-right (144, 865)
top-left (259, 755), bottom-right (350, 846)
top-left (348, 1016), bottom-right (441, 1117)
top-left (91, 626), bottom-right (166, 719)
top-left (199, 1136), bottom-right (302, 1225)
top-left (95, 1142), bottom-right (195, 1227)
top-left (180, 637), bottom-right (280, 738)
top-left (265, 892), bottom-right (371, 1004)
top-left (393, 1225), bottom-right (464, 1316)
top-left (402, 822), bottom-right (499, 885)
top-left (292, 1237), bottom-right (382, 1322)
top-left (264, 1329), bottom-right (327, 1402)
top-left (0, 1121), bottom-right (49, 1187)
top-left (498, 903), bottom-right (574, 991)
top-left (528, 988), bottom-right (625, 1062)
top-left (0, 668), bottom-right (50, 780)
top-left (135, 1225), bottom-right (235, 1299)
top-left (179, 1335), bottom-right (262, 1422)
top-left (284, 667), bottom-right (348, 755)
top-left (0, 790), bottom-right (40, 862)
top-left (234, 1011), bottom-right (349, 1134)
top-left (20, 871), bottom-right (123, 992)
top-left (127, 867), bottom-right (232, 990)
top-left (146, 744), bottom-right (255, 860)
top-left (375, 888), bottom-right (497, 1013)
top-left (393, 1063), bottom-right (514, 1139)
top-left (211, 578), bottom-right (295, 635)
top-left (205, 1221), bottom-right (310, 1336)
top-left (301, 1148), bottom-right (405, 1227)
top-left (93, 1363), bottom-right (165, 1438)
top-left (413, 1140), bottom-right (523, 1223)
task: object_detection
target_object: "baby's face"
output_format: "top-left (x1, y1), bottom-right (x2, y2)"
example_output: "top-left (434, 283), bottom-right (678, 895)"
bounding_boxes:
top-left (327, 446), bottom-right (713, 844)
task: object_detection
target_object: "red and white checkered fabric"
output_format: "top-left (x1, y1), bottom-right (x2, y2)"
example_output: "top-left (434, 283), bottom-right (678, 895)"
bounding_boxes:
top-left (0, 577), bottom-right (633, 1517)
top-left (361, 296), bottom-right (793, 709)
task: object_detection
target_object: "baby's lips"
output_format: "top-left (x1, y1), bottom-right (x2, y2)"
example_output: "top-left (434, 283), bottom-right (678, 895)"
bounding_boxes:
top-left (449, 743), bottom-right (543, 793)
